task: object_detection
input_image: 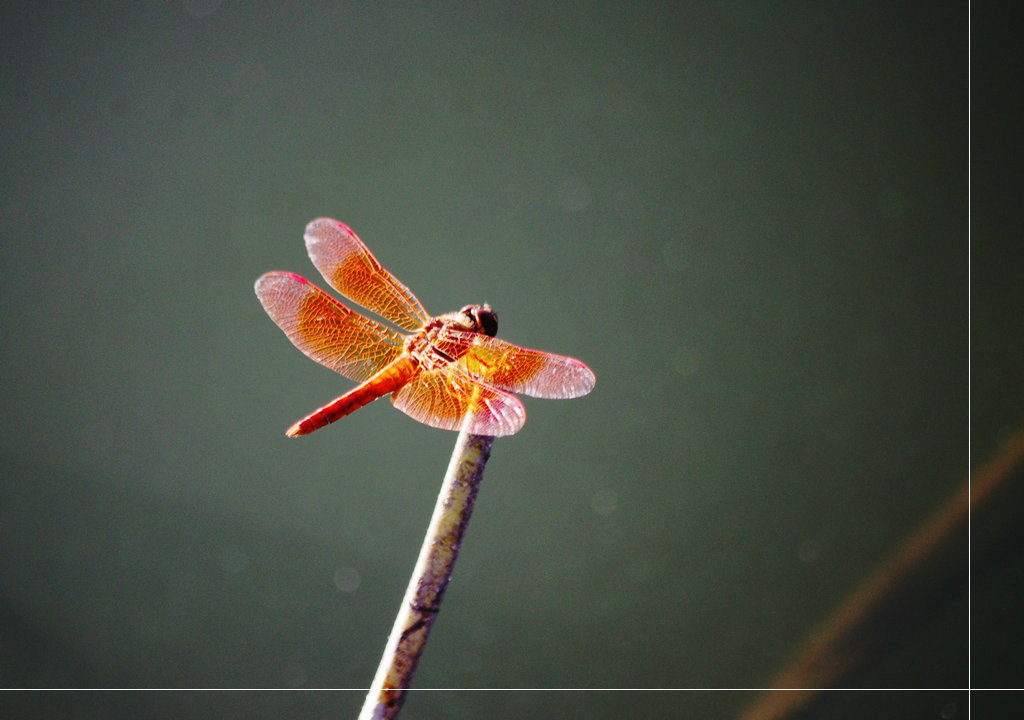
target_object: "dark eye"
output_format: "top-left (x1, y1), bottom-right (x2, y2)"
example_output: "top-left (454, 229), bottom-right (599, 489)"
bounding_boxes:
top-left (477, 308), bottom-right (498, 337)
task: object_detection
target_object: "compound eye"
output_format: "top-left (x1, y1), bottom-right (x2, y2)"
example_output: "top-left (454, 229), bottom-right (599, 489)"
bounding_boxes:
top-left (477, 308), bottom-right (498, 337)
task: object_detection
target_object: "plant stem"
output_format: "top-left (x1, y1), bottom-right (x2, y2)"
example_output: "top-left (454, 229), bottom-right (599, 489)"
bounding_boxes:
top-left (741, 427), bottom-right (1024, 720)
top-left (357, 430), bottom-right (494, 720)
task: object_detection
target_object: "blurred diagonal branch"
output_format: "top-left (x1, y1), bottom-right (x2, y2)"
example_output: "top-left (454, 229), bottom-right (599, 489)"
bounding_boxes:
top-left (741, 428), bottom-right (1024, 720)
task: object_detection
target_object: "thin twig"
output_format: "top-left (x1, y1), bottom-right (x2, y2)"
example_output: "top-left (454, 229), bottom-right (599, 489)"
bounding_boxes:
top-left (357, 430), bottom-right (494, 720)
top-left (741, 428), bottom-right (1024, 720)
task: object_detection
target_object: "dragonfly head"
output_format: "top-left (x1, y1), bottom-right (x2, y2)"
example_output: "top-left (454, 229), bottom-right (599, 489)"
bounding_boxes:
top-left (460, 304), bottom-right (498, 337)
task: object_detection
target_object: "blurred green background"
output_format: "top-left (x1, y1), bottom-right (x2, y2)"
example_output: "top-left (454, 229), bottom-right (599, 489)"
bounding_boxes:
top-left (0, 1), bottom-right (1005, 718)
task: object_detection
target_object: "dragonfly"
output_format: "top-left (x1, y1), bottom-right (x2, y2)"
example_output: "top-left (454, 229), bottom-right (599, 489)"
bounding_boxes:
top-left (254, 218), bottom-right (596, 437)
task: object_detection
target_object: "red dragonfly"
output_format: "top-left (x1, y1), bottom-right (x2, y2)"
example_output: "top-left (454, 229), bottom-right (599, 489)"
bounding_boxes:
top-left (255, 219), bottom-right (595, 437)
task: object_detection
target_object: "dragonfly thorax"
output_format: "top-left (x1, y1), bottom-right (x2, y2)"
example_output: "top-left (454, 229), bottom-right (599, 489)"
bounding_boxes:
top-left (403, 304), bottom-right (498, 370)
top-left (432, 304), bottom-right (498, 337)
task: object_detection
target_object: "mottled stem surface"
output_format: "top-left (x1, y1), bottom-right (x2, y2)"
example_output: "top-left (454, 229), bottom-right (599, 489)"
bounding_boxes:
top-left (357, 430), bottom-right (494, 720)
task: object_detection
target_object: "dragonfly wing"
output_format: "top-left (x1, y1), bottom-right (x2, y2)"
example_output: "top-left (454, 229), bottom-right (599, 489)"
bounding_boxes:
top-left (437, 331), bottom-right (596, 399)
top-left (390, 367), bottom-right (526, 437)
top-left (255, 271), bottom-right (405, 383)
top-left (304, 218), bottom-right (430, 332)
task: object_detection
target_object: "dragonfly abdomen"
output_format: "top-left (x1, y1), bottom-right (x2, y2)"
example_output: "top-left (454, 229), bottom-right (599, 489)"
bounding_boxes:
top-left (285, 355), bottom-right (418, 436)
